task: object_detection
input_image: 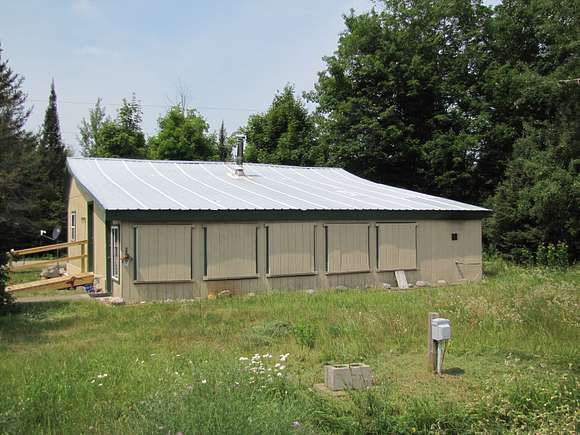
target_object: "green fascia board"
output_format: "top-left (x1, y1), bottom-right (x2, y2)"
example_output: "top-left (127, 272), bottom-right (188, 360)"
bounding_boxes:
top-left (106, 209), bottom-right (491, 222)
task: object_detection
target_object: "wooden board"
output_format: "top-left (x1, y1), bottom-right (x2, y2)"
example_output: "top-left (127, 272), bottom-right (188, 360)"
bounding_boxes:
top-left (6, 273), bottom-right (94, 293)
top-left (395, 270), bottom-right (409, 289)
top-left (9, 255), bottom-right (87, 272)
top-left (9, 240), bottom-right (87, 256)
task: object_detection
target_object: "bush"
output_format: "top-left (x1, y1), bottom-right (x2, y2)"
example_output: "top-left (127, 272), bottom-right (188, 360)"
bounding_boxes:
top-left (535, 242), bottom-right (569, 268)
top-left (293, 322), bottom-right (317, 348)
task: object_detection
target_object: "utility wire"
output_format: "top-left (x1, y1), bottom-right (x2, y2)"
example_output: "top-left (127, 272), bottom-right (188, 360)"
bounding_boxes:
top-left (27, 98), bottom-right (259, 112)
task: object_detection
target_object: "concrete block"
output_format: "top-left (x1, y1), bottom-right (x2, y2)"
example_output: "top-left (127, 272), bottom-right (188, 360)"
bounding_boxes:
top-left (437, 279), bottom-right (447, 286)
top-left (382, 282), bottom-right (392, 290)
top-left (415, 280), bottom-right (431, 287)
top-left (324, 365), bottom-right (352, 391)
top-left (324, 364), bottom-right (373, 391)
top-left (349, 363), bottom-right (373, 389)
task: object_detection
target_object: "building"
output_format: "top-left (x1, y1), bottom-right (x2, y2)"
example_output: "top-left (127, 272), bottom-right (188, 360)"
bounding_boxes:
top-left (66, 157), bottom-right (489, 302)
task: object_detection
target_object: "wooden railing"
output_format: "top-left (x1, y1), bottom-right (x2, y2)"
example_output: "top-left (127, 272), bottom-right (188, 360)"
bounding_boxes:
top-left (7, 240), bottom-right (88, 274)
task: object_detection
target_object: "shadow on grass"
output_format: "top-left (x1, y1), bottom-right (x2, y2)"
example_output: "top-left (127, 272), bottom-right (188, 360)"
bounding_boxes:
top-left (0, 301), bottom-right (79, 346)
top-left (443, 367), bottom-right (465, 376)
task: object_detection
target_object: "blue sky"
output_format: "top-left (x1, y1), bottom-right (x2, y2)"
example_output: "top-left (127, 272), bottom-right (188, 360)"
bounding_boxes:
top-left (2, 0), bottom-right (499, 154)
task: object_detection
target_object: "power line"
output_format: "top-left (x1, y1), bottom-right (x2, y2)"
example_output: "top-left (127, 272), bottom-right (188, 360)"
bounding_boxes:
top-left (28, 98), bottom-right (260, 112)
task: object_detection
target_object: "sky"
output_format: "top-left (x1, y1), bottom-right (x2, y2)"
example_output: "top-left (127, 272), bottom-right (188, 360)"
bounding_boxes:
top-left (2, 0), bottom-right (500, 155)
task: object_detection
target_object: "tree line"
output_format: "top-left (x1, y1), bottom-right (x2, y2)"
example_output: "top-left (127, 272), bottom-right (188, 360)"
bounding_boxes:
top-left (0, 0), bottom-right (578, 262)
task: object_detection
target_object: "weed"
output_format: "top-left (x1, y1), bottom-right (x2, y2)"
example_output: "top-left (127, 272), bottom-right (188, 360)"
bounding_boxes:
top-left (294, 322), bottom-right (317, 348)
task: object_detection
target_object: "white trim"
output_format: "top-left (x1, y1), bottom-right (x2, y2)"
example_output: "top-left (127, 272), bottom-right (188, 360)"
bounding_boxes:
top-left (110, 225), bottom-right (120, 282)
top-left (70, 211), bottom-right (77, 241)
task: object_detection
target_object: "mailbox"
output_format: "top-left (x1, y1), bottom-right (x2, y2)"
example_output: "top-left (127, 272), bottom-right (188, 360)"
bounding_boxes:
top-left (431, 318), bottom-right (451, 341)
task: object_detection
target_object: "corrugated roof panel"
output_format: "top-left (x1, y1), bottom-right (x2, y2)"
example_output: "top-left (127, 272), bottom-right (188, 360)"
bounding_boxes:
top-left (67, 157), bottom-right (489, 213)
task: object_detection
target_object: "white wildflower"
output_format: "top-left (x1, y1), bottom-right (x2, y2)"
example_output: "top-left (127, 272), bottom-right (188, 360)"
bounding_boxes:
top-left (201, 379), bottom-right (207, 384)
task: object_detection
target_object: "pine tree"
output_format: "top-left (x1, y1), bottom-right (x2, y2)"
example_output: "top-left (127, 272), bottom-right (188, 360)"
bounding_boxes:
top-left (0, 43), bottom-right (46, 252)
top-left (39, 80), bottom-right (68, 236)
top-left (217, 121), bottom-right (229, 161)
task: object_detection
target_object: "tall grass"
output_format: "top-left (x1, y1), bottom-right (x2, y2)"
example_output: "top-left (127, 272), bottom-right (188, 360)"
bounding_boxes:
top-left (0, 259), bottom-right (578, 434)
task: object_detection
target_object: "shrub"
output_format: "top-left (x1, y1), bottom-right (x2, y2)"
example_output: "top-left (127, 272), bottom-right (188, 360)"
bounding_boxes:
top-left (535, 242), bottom-right (569, 268)
top-left (293, 322), bottom-right (317, 348)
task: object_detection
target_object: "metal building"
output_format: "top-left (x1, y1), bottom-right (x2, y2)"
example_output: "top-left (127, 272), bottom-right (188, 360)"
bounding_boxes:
top-left (66, 157), bottom-right (489, 302)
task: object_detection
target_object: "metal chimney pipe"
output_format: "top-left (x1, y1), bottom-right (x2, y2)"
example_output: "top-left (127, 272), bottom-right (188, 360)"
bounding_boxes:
top-left (235, 134), bottom-right (245, 166)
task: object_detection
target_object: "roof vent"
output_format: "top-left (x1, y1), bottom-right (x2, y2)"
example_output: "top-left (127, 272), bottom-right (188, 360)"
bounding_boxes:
top-left (234, 134), bottom-right (245, 176)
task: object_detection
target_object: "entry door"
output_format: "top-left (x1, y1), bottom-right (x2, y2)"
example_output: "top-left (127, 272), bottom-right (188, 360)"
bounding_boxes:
top-left (87, 202), bottom-right (94, 272)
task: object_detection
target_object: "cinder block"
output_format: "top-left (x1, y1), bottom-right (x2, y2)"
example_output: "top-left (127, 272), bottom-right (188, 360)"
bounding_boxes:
top-left (324, 365), bottom-right (352, 391)
top-left (324, 364), bottom-right (373, 391)
top-left (349, 363), bottom-right (373, 389)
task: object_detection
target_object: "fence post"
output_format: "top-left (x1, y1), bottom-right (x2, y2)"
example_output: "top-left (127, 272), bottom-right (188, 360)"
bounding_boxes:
top-left (81, 243), bottom-right (86, 273)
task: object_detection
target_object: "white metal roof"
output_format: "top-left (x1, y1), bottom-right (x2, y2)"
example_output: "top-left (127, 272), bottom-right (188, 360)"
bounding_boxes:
top-left (67, 157), bottom-right (488, 213)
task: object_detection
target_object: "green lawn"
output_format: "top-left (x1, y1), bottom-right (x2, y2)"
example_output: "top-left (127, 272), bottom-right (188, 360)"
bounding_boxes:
top-left (0, 259), bottom-right (578, 434)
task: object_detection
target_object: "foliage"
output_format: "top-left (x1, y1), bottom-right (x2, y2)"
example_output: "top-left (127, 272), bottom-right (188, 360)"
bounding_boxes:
top-left (38, 80), bottom-right (68, 238)
top-left (0, 253), bottom-right (15, 315)
top-left (0, 261), bottom-right (578, 432)
top-left (148, 105), bottom-right (216, 161)
top-left (293, 322), bottom-right (317, 348)
top-left (308, 0), bottom-right (579, 208)
top-left (487, 103), bottom-right (580, 260)
top-left (245, 84), bottom-right (321, 166)
top-left (535, 242), bottom-right (569, 268)
top-left (78, 98), bottom-right (108, 157)
top-left (94, 94), bottom-right (147, 158)
top-left (216, 120), bottom-right (230, 161)
top-left (0, 43), bottom-right (47, 253)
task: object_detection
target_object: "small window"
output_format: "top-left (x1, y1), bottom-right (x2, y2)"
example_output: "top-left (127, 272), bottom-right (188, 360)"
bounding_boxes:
top-left (70, 211), bottom-right (77, 241)
top-left (451, 233), bottom-right (458, 241)
top-left (110, 225), bottom-right (120, 281)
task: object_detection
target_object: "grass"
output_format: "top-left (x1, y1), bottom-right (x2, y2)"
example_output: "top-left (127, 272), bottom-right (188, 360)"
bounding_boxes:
top-left (0, 258), bottom-right (578, 434)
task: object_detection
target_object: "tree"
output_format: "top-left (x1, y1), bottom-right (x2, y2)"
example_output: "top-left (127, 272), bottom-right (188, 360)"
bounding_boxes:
top-left (308, 0), bottom-right (493, 200)
top-left (78, 98), bottom-right (107, 157)
top-left (245, 84), bottom-right (320, 166)
top-left (39, 80), bottom-right (68, 232)
top-left (94, 94), bottom-right (147, 158)
top-left (148, 106), bottom-right (216, 161)
top-left (0, 43), bottom-right (46, 252)
top-left (217, 121), bottom-right (230, 161)
top-left (487, 96), bottom-right (580, 261)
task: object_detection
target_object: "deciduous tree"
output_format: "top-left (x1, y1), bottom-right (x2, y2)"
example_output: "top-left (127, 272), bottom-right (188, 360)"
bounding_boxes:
top-left (148, 106), bottom-right (216, 161)
top-left (245, 84), bottom-right (320, 166)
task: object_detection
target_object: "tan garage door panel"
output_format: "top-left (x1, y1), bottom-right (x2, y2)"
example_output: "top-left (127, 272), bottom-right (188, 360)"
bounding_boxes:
top-left (377, 223), bottom-right (417, 270)
top-left (206, 224), bottom-right (257, 279)
top-left (327, 224), bottom-right (369, 273)
top-left (268, 223), bottom-right (315, 276)
top-left (136, 225), bottom-right (192, 282)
